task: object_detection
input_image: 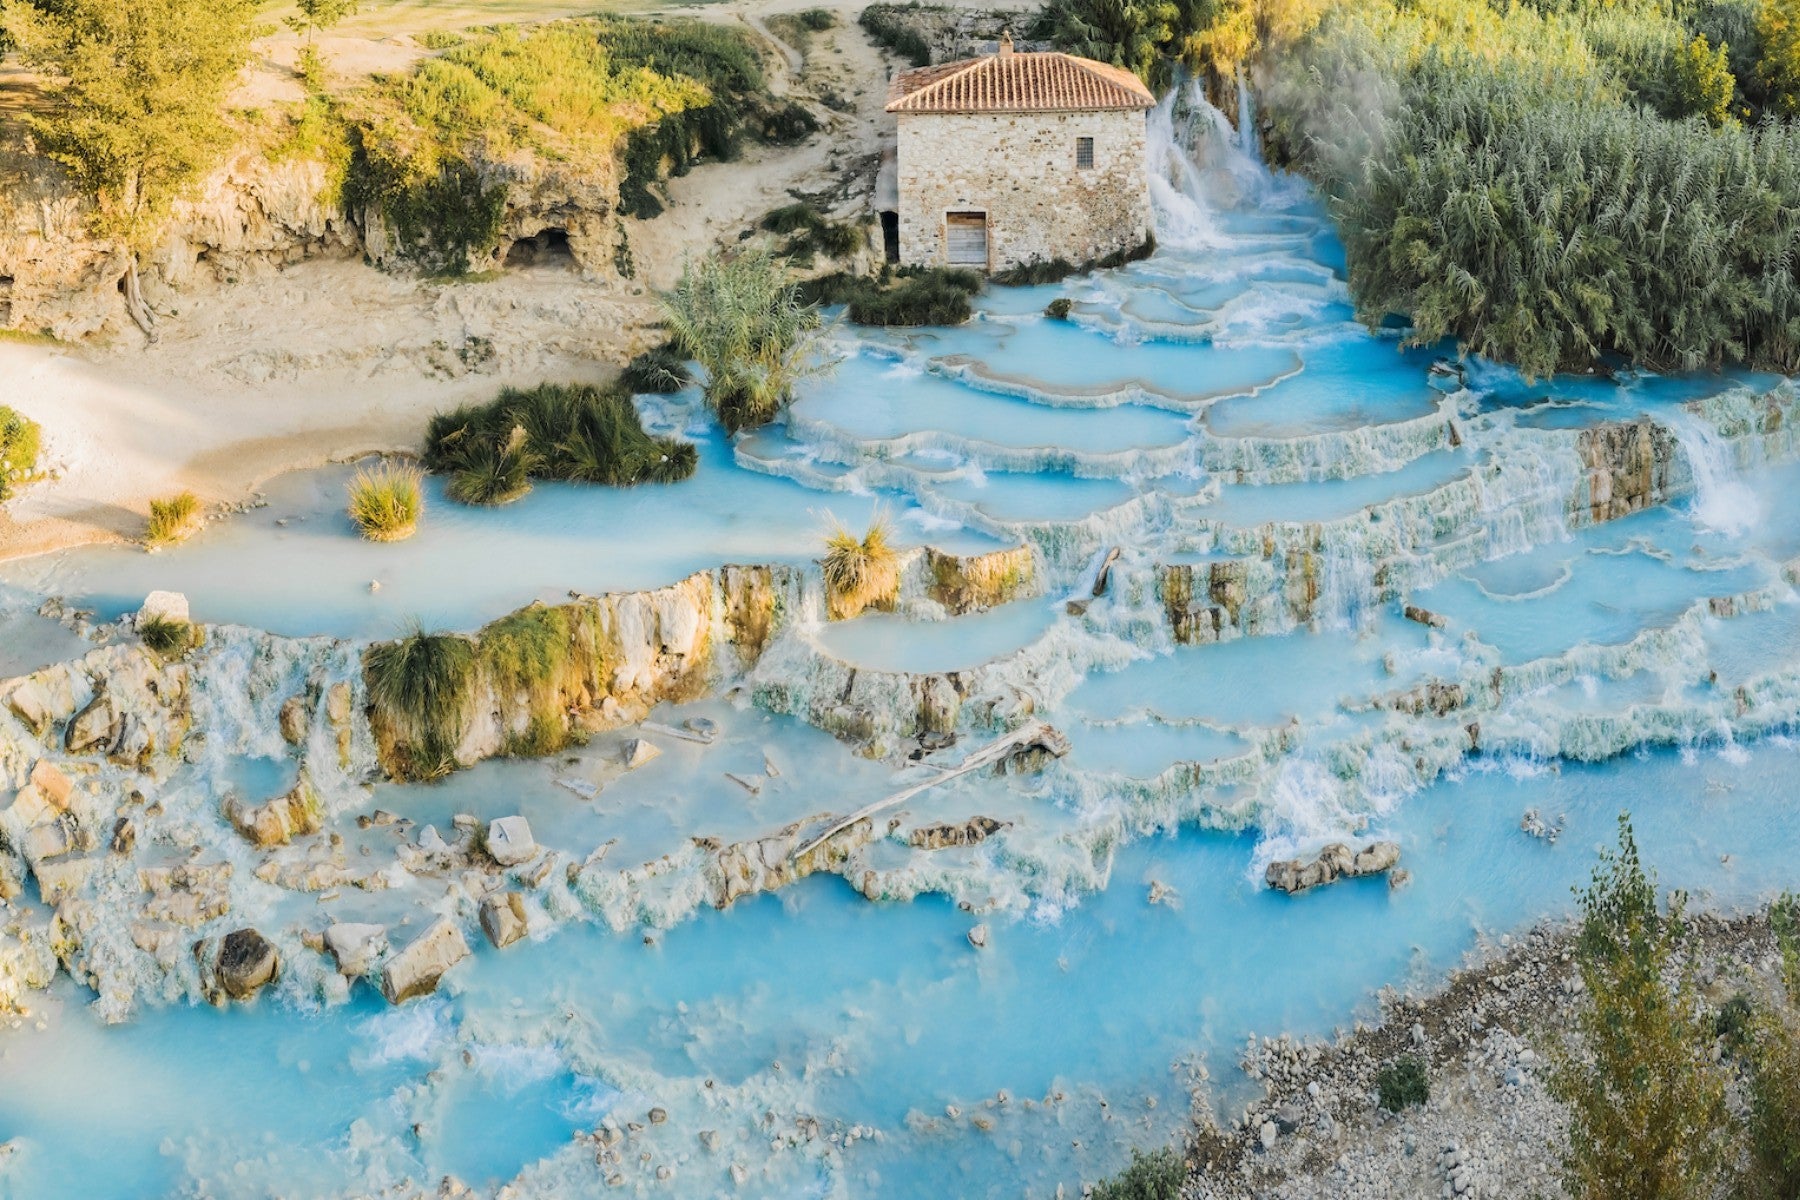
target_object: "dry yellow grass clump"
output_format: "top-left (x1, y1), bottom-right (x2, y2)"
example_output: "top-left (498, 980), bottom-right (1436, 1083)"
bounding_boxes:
top-left (144, 491), bottom-right (203, 548)
top-left (347, 461), bottom-right (424, 542)
top-left (822, 511), bottom-right (900, 621)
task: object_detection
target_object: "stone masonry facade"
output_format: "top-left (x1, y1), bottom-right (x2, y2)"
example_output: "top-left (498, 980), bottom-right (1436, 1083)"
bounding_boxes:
top-left (894, 107), bottom-right (1151, 271)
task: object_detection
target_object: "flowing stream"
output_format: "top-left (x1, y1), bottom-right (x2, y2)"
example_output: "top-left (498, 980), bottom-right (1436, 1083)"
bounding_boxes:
top-left (4, 89), bottom-right (1800, 1199)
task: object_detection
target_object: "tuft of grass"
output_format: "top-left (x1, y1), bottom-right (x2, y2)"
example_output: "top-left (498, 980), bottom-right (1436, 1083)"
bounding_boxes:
top-left (139, 614), bottom-right (200, 658)
top-left (347, 461), bottom-right (424, 542)
top-left (144, 491), bottom-right (203, 547)
top-left (0, 406), bottom-right (42, 500)
top-left (365, 625), bottom-right (478, 780)
top-left (846, 268), bottom-right (980, 326)
top-left (821, 510), bottom-right (900, 620)
top-left (1045, 297), bottom-right (1073, 320)
top-left (763, 202), bottom-right (864, 262)
top-left (444, 436), bottom-right (536, 506)
top-left (1089, 1146), bottom-right (1185, 1200)
top-left (425, 382), bottom-right (696, 500)
top-left (619, 344), bottom-right (694, 395)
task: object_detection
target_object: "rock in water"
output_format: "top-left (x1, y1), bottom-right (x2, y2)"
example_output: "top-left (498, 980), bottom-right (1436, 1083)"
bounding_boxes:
top-left (1266, 841), bottom-right (1403, 894)
top-left (380, 918), bottom-right (470, 1005)
top-left (325, 922), bottom-right (388, 977)
top-left (278, 696), bottom-right (309, 746)
top-left (138, 591), bottom-right (190, 626)
top-left (622, 738), bottom-right (661, 769)
top-left (485, 816), bottom-right (537, 867)
top-left (967, 923), bottom-right (990, 950)
top-left (479, 892), bottom-right (529, 949)
top-left (216, 928), bottom-right (279, 1000)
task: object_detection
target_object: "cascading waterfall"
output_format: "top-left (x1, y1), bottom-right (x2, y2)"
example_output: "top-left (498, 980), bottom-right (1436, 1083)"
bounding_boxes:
top-left (1670, 410), bottom-right (1763, 536)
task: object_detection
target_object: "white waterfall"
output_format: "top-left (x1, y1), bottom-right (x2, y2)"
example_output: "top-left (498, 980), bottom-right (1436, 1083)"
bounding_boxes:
top-left (1145, 78), bottom-right (1294, 251)
top-left (1670, 412), bottom-right (1762, 536)
top-left (1235, 70), bottom-right (1261, 162)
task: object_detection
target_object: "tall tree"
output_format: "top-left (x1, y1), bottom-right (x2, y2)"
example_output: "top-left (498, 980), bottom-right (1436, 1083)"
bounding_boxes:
top-left (1760, 0), bottom-right (1800, 115)
top-left (1548, 815), bottom-right (1731, 1200)
top-left (0, 0), bottom-right (258, 332)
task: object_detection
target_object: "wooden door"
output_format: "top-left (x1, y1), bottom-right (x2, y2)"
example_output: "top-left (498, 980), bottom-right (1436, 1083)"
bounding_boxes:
top-left (945, 212), bottom-right (988, 268)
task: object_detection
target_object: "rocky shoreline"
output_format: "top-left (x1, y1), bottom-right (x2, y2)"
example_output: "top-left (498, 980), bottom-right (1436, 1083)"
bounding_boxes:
top-left (1182, 910), bottom-right (1780, 1199)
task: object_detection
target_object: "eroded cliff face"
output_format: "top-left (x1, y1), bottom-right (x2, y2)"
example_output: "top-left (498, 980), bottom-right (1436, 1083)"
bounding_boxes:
top-left (0, 136), bottom-right (632, 340)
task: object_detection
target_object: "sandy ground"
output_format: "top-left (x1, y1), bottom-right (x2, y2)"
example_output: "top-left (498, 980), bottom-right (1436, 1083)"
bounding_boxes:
top-left (0, 0), bottom-right (994, 562)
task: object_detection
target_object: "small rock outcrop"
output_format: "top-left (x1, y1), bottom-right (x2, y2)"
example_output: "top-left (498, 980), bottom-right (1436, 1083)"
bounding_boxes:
top-left (1266, 841), bottom-right (1402, 894)
top-left (380, 918), bottom-right (471, 1005)
top-left (226, 777), bottom-right (323, 848)
top-left (485, 816), bottom-right (537, 867)
top-left (215, 928), bottom-right (279, 1000)
top-left (909, 815), bottom-right (1004, 850)
top-left (479, 892), bottom-right (529, 949)
top-left (324, 923), bottom-right (388, 977)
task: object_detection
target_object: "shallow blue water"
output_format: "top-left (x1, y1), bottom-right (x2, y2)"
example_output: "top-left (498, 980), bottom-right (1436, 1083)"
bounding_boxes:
top-left (4, 85), bottom-right (1800, 1200)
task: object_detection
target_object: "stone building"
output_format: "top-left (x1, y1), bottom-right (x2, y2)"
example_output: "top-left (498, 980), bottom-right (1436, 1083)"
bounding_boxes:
top-left (882, 35), bottom-right (1155, 272)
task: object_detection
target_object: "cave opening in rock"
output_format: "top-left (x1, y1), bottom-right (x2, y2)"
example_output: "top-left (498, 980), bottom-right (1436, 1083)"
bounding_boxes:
top-left (505, 228), bottom-right (576, 270)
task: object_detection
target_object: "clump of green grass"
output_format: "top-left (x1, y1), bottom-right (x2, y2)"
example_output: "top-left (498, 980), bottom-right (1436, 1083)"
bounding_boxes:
top-left (766, 10), bottom-right (836, 57)
top-left (346, 461), bottom-right (423, 541)
top-left (799, 266), bottom-right (983, 324)
top-left (0, 406), bottom-right (42, 500)
top-left (138, 614), bottom-right (200, 658)
top-left (425, 383), bottom-right (697, 503)
top-left (144, 491), bottom-right (203, 548)
top-left (1045, 298), bottom-right (1073, 320)
top-left (619, 344), bottom-right (694, 394)
top-left (991, 238), bottom-right (1156, 287)
top-left (1089, 1146), bottom-right (1185, 1200)
top-left (365, 625), bottom-right (478, 780)
top-left (1376, 1055), bottom-right (1430, 1111)
top-left (416, 29), bottom-right (464, 50)
top-left (822, 510), bottom-right (900, 620)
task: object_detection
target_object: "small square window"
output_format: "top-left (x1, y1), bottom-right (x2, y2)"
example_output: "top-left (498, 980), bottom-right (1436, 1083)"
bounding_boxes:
top-left (1075, 137), bottom-right (1095, 169)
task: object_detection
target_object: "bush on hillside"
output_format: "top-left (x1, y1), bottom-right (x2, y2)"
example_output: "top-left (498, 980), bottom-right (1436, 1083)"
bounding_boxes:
top-left (1089, 1147), bottom-right (1185, 1200)
top-left (859, 4), bottom-right (934, 66)
top-left (364, 626), bottom-right (477, 780)
top-left (1375, 1056), bottom-right (1429, 1111)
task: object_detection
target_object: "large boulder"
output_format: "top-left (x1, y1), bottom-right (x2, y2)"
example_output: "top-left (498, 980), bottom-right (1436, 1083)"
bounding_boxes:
top-left (216, 928), bottom-right (279, 1000)
top-left (138, 591), bottom-right (190, 625)
top-left (479, 892), bottom-right (529, 949)
top-left (909, 816), bottom-right (1004, 851)
top-left (485, 816), bottom-right (537, 867)
top-left (379, 918), bottom-right (470, 1005)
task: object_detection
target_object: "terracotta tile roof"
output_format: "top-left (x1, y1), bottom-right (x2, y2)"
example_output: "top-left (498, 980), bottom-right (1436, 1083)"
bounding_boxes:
top-left (885, 49), bottom-right (1156, 114)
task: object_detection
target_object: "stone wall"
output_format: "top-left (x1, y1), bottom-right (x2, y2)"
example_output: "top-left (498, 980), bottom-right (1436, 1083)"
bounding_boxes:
top-left (894, 107), bottom-right (1150, 271)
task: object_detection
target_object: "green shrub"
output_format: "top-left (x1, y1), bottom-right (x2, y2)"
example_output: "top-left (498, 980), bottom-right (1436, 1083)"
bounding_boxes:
top-left (0, 406), bottom-right (41, 500)
top-left (763, 203), bottom-right (864, 260)
top-left (860, 4), bottom-right (933, 66)
top-left (1718, 991), bottom-right (1757, 1055)
top-left (993, 258), bottom-right (1080, 287)
top-left (416, 29), bottom-right (464, 50)
top-left (845, 268), bottom-right (981, 326)
top-left (425, 382), bottom-right (695, 501)
top-left (619, 344), bottom-right (694, 394)
top-left (813, 221), bottom-right (865, 258)
top-left (365, 626), bottom-right (477, 780)
top-left (1375, 1056), bottom-right (1429, 1111)
top-left (1045, 297), bottom-right (1073, 320)
top-left (660, 247), bottom-right (823, 433)
top-left (144, 491), bottom-right (203, 547)
top-left (1089, 1146), bottom-right (1185, 1200)
top-left (347, 461), bottom-right (423, 541)
top-left (761, 100), bottom-right (820, 144)
top-left (138, 614), bottom-right (199, 658)
top-left (763, 202), bottom-right (826, 235)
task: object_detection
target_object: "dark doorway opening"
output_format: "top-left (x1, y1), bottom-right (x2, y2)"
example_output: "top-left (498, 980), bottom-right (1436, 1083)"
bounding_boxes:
top-left (505, 228), bottom-right (576, 269)
top-left (879, 211), bottom-right (900, 264)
